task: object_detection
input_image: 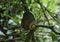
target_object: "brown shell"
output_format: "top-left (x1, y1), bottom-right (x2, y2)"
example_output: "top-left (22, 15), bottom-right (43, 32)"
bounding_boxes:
top-left (21, 11), bottom-right (35, 30)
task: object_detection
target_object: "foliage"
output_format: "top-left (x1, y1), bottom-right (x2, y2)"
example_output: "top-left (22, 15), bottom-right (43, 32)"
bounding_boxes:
top-left (0, 0), bottom-right (60, 42)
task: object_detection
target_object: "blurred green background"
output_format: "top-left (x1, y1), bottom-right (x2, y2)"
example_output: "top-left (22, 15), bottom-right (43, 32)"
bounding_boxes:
top-left (0, 0), bottom-right (60, 42)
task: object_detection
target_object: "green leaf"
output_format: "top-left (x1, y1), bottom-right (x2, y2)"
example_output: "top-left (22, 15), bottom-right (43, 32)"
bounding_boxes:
top-left (49, 32), bottom-right (57, 41)
top-left (9, 16), bottom-right (19, 25)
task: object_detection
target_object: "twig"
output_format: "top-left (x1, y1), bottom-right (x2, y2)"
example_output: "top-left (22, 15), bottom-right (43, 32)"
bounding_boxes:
top-left (35, 0), bottom-right (60, 24)
top-left (38, 1), bottom-right (50, 25)
top-left (39, 2), bottom-right (60, 24)
top-left (44, 6), bottom-right (60, 24)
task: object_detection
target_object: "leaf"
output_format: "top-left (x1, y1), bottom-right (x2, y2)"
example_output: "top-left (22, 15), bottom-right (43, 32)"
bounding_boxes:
top-left (49, 32), bottom-right (57, 41)
top-left (9, 16), bottom-right (19, 25)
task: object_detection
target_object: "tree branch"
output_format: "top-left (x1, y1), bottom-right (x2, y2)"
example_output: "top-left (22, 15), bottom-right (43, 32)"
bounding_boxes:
top-left (36, 25), bottom-right (60, 35)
